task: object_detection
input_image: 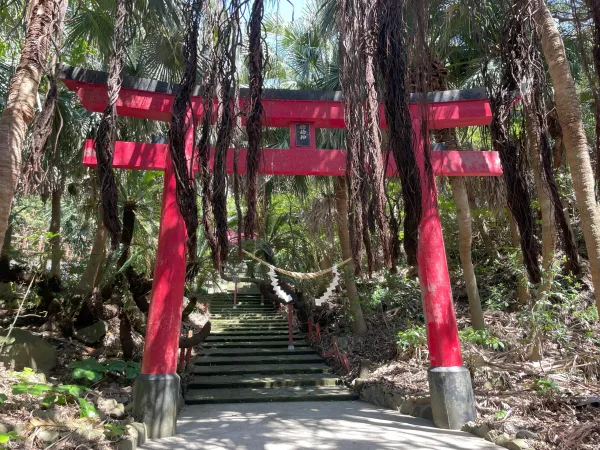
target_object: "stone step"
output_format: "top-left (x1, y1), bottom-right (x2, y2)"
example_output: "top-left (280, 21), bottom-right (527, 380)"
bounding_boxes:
top-left (213, 326), bottom-right (289, 332)
top-left (197, 347), bottom-right (317, 357)
top-left (205, 334), bottom-right (303, 342)
top-left (189, 373), bottom-right (340, 389)
top-left (195, 353), bottom-right (323, 366)
top-left (209, 312), bottom-right (282, 317)
top-left (186, 386), bottom-right (358, 404)
top-left (193, 363), bottom-right (331, 376)
top-left (200, 340), bottom-right (309, 349)
top-left (210, 329), bottom-right (292, 336)
top-left (210, 321), bottom-right (287, 327)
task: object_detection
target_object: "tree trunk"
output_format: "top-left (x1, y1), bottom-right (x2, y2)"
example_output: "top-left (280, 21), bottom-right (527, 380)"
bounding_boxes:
top-left (508, 210), bottom-right (530, 304)
top-left (0, 0), bottom-right (67, 248)
top-left (49, 188), bottom-right (62, 279)
top-left (433, 125), bottom-right (484, 330)
top-left (449, 177), bottom-right (485, 330)
top-left (525, 110), bottom-right (556, 296)
top-left (0, 222), bottom-right (12, 278)
top-left (118, 203), bottom-right (136, 269)
top-left (537, 0), bottom-right (600, 310)
top-left (334, 177), bottom-right (367, 334)
top-left (76, 206), bottom-right (108, 293)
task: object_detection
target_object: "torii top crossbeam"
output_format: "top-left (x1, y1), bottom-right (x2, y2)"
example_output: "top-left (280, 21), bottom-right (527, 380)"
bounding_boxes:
top-left (59, 66), bottom-right (498, 433)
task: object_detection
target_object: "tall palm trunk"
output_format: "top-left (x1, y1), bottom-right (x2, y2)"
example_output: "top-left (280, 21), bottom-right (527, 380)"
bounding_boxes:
top-left (49, 188), bottom-right (62, 278)
top-left (450, 177), bottom-right (485, 330)
top-left (525, 110), bottom-right (556, 295)
top-left (0, 0), bottom-right (67, 248)
top-left (508, 210), bottom-right (530, 304)
top-left (334, 177), bottom-right (367, 334)
top-left (536, 0), bottom-right (600, 310)
top-left (76, 206), bottom-right (108, 293)
top-left (433, 125), bottom-right (484, 330)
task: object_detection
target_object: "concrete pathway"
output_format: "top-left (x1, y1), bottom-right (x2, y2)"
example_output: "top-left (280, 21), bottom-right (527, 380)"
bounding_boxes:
top-left (141, 401), bottom-right (501, 450)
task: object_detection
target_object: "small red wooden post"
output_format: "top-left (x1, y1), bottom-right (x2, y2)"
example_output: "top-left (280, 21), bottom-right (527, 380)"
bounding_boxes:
top-left (261, 293), bottom-right (264, 305)
top-left (315, 323), bottom-right (321, 345)
top-left (287, 304), bottom-right (294, 351)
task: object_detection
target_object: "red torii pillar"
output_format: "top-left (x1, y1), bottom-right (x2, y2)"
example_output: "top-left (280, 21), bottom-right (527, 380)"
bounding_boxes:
top-left (61, 67), bottom-right (499, 436)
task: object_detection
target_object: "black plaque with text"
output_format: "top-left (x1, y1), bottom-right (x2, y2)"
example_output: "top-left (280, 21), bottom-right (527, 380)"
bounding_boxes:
top-left (295, 123), bottom-right (311, 147)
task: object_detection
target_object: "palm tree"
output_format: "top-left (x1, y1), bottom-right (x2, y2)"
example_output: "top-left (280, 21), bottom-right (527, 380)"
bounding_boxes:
top-left (536, 0), bottom-right (600, 311)
top-left (0, 0), bottom-right (67, 255)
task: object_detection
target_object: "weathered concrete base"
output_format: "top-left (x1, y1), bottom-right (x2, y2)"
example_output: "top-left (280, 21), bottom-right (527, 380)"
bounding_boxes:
top-left (428, 366), bottom-right (476, 430)
top-left (133, 374), bottom-right (180, 439)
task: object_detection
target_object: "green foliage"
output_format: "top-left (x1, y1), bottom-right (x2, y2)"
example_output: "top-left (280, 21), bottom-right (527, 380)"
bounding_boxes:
top-left (0, 431), bottom-right (23, 445)
top-left (11, 383), bottom-right (53, 396)
top-left (363, 271), bottom-right (421, 315)
top-left (397, 325), bottom-right (427, 352)
top-left (104, 423), bottom-right (125, 438)
top-left (0, 393), bottom-right (7, 404)
top-left (494, 410), bottom-right (508, 420)
top-left (534, 378), bottom-right (560, 396)
top-left (78, 397), bottom-right (99, 419)
top-left (459, 327), bottom-right (506, 351)
top-left (68, 358), bottom-right (141, 383)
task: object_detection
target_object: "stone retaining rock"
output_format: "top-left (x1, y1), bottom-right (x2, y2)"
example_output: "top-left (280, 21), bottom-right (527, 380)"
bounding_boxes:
top-left (73, 321), bottom-right (108, 345)
top-left (0, 328), bottom-right (57, 374)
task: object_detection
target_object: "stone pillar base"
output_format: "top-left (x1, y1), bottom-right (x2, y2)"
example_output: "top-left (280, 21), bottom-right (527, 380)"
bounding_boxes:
top-left (133, 374), bottom-right (180, 439)
top-left (427, 366), bottom-right (476, 430)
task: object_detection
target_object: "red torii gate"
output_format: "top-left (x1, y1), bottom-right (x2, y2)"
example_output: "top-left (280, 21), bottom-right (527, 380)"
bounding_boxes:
top-left (59, 67), bottom-right (501, 438)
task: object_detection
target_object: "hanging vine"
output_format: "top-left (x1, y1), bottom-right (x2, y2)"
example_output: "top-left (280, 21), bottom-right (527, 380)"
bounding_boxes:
top-left (339, 0), bottom-right (391, 274)
top-left (168, 0), bottom-right (202, 267)
top-left (377, 0), bottom-right (421, 267)
top-left (94, 0), bottom-right (131, 247)
top-left (487, 0), bottom-right (541, 284)
top-left (243, 0), bottom-right (265, 239)
top-left (211, 0), bottom-right (243, 271)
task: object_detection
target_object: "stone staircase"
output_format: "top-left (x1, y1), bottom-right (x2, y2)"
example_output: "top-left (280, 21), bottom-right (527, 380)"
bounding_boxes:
top-left (185, 293), bottom-right (357, 404)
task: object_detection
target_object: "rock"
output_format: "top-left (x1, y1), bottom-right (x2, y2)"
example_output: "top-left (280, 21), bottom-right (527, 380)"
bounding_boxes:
top-left (97, 398), bottom-right (126, 418)
top-left (493, 433), bottom-right (512, 447)
top-left (484, 430), bottom-right (501, 442)
top-left (419, 406), bottom-right (433, 421)
top-left (353, 378), bottom-right (367, 393)
top-left (12, 423), bottom-right (27, 435)
top-left (516, 430), bottom-right (539, 440)
top-left (33, 408), bottom-right (68, 423)
top-left (0, 423), bottom-right (13, 433)
top-left (337, 336), bottom-right (349, 351)
top-left (76, 428), bottom-right (105, 441)
top-left (117, 437), bottom-right (137, 450)
top-left (461, 421), bottom-right (477, 434)
top-left (127, 422), bottom-right (147, 445)
top-left (474, 424), bottom-right (491, 438)
top-left (360, 384), bottom-right (402, 410)
top-left (414, 396), bottom-right (431, 406)
top-left (0, 329), bottom-right (57, 374)
top-left (400, 398), bottom-right (416, 415)
top-left (73, 321), bottom-right (108, 345)
top-left (358, 359), bottom-right (371, 379)
top-left (38, 429), bottom-right (60, 444)
top-left (505, 439), bottom-right (530, 450)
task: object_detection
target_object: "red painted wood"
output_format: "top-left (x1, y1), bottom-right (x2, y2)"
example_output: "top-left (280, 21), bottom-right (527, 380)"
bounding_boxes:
top-left (140, 132), bottom-right (192, 375)
top-left (82, 139), bottom-right (502, 177)
top-left (62, 80), bottom-right (492, 130)
top-left (413, 116), bottom-right (463, 368)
